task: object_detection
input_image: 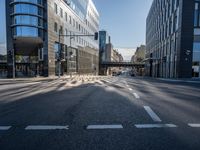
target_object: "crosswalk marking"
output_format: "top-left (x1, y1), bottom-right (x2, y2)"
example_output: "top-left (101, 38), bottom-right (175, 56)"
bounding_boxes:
top-left (135, 124), bottom-right (177, 128)
top-left (0, 126), bottom-right (12, 130)
top-left (25, 125), bottom-right (69, 130)
top-left (144, 106), bottom-right (162, 122)
top-left (87, 125), bottom-right (123, 130)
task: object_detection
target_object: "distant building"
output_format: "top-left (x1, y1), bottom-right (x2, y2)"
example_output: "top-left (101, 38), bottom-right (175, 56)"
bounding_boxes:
top-left (132, 45), bottom-right (146, 63)
top-left (77, 46), bottom-right (99, 75)
top-left (146, 0), bottom-right (200, 78)
top-left (99, 31), bottom-right (123, 75)
top-left (99, 30), bottom-right (110, 75)
top-left (99, 30), bottom-right (110, 62)
top-left (131, 45), bottom-right (145, 76)
top-left (105, 38), bottom-right (114, 62)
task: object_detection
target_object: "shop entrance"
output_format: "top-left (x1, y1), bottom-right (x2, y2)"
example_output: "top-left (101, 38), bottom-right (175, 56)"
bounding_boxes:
top-left (15, 63), bottom-right (38, 77)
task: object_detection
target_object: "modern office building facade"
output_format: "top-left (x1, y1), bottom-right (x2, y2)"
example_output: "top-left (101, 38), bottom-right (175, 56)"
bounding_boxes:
top-left (99, 30), bottom-right (109, 75)
top-left (99, 30), bottom-right (109, 62)
top-left (0, 0), bottom-right (99, 78)
top-left (146, 0), bottom-right (200, 78)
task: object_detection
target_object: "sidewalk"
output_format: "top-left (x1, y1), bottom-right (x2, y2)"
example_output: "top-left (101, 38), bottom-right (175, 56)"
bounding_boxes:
top-left (0, 75), bottom-right (104, 85)
top-left (0, 76), bottom-right (70, 85)
top-left (157, 78), bottom-right (200, 83)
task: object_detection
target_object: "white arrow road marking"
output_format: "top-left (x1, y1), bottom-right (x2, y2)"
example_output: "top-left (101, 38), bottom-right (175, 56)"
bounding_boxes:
top-left (0, 126), bottom-right (12, 130)
top-left (25, 125), bottom-right (69, 130)
top-left (57, 87), bottom-right (66, 91)
top-left (87, 125), bottom-right (123, 130)
top-left (135, 124), bottom-right (177, 128)
top-left (144, 106), bottom-right (162, 122)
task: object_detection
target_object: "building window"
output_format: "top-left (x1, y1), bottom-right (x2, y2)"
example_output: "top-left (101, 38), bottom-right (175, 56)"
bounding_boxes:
top-left (14, 4), bottom-right (43, 16)
top-left (65, 12), bottom-right (67, 22)
top-left (69, 16), bottom-right (72, 24)
top-left (194, 28), bottom-right (200, 35)
top-left (60, 8), bottom-right (63, 18)
top-left (65, 29), bottom-right (68, 35)
top-left (73, 19), bottom-right (75, 27)
top-left (194, 2), bottom-right (199, 27)
top-left (54, 42), bottom-right (59, 60)
top-left (13, 26), bottom-right (40, 37)
top-left (193, 42), bottom-right (200, 52)
top-left (54, 22), bottom-right (58, 32)
top-left (13, 15), bottom-right (43, 27)
top-left (54, 3), bottom-right (58, 14)
top-left (76, 22), bottom-right (78, 29)
top-left (60, 26), bottom-right (63, 34)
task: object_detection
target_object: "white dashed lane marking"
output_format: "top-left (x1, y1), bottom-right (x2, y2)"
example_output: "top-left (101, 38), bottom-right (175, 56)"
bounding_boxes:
top-left (128, 88), bottom-right (133, 91)
top-left (133, 93), bottom-right (140, 99)
top-left (25, 125), bottom-right (69, 130)
top-left (87, 125), bottom-right (123, 130)
top-left (188, 124), bottom-right (200, 127)
top-left (0, 126), bottom-right (12, 130)
top-left (135, 124), bottom-right (177, 128)
top-left (144, 106), bottom-right (162, 122)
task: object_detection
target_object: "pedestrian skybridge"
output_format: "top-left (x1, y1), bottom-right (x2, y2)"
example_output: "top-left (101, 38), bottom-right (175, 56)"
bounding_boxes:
top-left (101, 62), bottom-right (145, 68)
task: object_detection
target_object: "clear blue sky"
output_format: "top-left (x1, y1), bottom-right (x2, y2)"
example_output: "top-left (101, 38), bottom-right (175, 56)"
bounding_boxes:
top-left (93, 0), bottom-right (153, 48)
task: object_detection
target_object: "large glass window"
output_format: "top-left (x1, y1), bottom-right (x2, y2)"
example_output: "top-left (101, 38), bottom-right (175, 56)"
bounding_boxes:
top-left (193, 42), bottom-right (200, 62)
top-left (0, 0), bottom-right (7, 63)
top-left (54, 42), bottom-right (59, 60)
top-left (13, 15), bottom-right (43, 27)
top-left (193, 42), bottom-right (200, 52)
top-left (194, 2), bottom-right (200, 27)
top-left (14, 4), bottom-right (43, 16)
top-left (13, 0), bottom-right (42, 5)
top-left (13, 26), bottom-right (42, 37)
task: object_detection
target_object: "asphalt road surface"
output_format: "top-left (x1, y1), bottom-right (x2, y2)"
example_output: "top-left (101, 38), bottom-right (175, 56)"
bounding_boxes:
top-left (0, 76), bottom-right (200, 150)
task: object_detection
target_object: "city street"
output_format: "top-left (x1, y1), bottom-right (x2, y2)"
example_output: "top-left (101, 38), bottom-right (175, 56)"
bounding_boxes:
top-left (0, 76), bottom-right (200, 150)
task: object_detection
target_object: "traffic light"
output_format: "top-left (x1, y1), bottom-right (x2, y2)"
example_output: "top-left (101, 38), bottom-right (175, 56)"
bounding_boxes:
top-left (94, 32), bottom-right (98, 40)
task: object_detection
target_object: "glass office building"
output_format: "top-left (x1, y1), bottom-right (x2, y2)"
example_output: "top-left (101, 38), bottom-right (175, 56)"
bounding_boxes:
top-left (193, 1), bottom-right (200, 77)
top-left (2, 0), bottom-right (99, 78)
top-left (0, 0), bottom-right (7, 78)
top-left (146, 0), bottom-right (200, 78)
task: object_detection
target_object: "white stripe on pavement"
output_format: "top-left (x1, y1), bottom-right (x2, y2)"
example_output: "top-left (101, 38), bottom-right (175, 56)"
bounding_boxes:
top-left (87, 125), bottom-right (123, 130)
top-left (25, 125), bottom-right (69, 130)
top-left (133, 93), bottom-right (140, 99)
top-left (25, 82), bottom-right (42, 85)
top-left (57, 87), bottom-right (65, 91)
top-left (135, 124), bottom-right (177, 128)
top-left (144, 106), bottom-right (162, 122)
top-left (0, 126), bottom-right (12, 130)
top-left (188, 124), bottom-right (200, 127)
